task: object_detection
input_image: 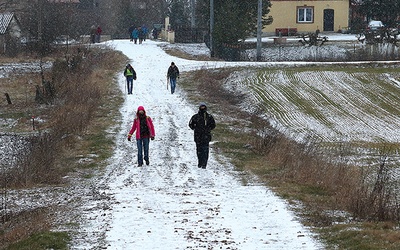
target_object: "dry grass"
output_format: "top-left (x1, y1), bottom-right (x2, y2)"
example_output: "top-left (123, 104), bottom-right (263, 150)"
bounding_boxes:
top-left (1, 75), bottom-right (43, 131)
top-left (1, 45), bottom-right (126, 188)
top-left (1, 46), bottom-right (127, 247)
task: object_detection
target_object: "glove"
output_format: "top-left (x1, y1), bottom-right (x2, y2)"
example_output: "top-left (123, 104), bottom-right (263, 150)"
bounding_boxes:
top-left (128, 137), bottom-right (131, 141)
top-left (151, 137), bottom-right (155, 140)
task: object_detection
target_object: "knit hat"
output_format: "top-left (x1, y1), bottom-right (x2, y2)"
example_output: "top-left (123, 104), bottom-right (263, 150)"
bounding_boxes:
top-left (199, 102), bottom-right (207, 108)
top-left (199, 102), bottom-right (207, 112)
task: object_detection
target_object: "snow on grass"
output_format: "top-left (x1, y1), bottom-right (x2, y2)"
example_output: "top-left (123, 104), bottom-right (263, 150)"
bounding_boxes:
top-left (0, 62), bottom-right (52, 78)
top-left (0, 134), bottom-right (28, 171)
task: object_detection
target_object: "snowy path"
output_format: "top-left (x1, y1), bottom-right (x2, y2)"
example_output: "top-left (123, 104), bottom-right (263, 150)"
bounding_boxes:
top-left (71, 40), bottom-right (322, 249)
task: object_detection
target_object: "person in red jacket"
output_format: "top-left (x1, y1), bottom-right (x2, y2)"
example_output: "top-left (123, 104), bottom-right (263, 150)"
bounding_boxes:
top-left (95, 25), bottom-right (102, 43)
top-left (127, 106), bottom-right (155, 166)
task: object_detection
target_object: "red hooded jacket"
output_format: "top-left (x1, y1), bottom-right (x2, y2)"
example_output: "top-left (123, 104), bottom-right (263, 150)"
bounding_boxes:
top-left (128, 106), bottom-right (155, 140)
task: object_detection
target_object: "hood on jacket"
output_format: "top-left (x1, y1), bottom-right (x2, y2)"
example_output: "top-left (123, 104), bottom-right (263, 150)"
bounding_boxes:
top-left (198, 102), bottom-right (207, 112)
top-left (136, 106), bottom-right (146, 117)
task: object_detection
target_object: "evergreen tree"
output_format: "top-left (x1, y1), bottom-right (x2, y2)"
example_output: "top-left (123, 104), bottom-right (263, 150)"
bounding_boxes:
top-left (196, 0), bottom-right (272, 58)
top-left (168, 0), bottom-right (191, 30)
top-left (358, 0), bottom-right (400, 28)
top-left (114, 0), bottom-right (137, 38)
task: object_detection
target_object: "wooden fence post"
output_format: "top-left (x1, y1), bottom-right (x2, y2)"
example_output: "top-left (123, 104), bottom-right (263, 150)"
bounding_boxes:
top-left (5, 93), bottom-right (12, 104)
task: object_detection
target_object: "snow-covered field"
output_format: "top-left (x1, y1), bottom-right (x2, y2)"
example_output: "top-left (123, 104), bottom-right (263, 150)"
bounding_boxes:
top-left (240, 69), bottom-right (400, 143)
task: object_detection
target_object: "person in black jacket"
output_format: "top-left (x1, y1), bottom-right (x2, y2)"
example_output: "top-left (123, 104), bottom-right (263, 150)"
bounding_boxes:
top-left (167, 62), bottom-right (179, 94)
top-left (189, 102), bottom-right (216, 169)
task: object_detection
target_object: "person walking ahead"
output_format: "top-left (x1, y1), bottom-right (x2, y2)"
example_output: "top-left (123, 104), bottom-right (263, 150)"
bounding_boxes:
top-left (189, 102), bottom-right (216, 169)
top-left (132, 28), bottom-right (139, 44)
top-left (167, 62), bottom-right (179, 94)
top-left (128, 25), bottom-right (135, 42)
top-left (128, 106), bottom-right (155, 166)
top-left (95, 25), bottom-right (102, 43)
top-left (123, 64), bottom-right (136, 94)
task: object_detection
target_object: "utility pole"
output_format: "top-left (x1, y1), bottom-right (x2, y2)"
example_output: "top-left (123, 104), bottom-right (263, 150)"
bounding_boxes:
top-left (256, 0), bottom-right (262, 61)
top-left (210, 0), bottom-right (214, 57)
top-left (38, 0), bottom-right (44, 44)
top-left (190, 0), bottom-right (196, 29)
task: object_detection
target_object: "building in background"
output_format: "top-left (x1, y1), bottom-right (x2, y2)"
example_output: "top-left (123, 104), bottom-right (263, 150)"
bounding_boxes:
top-left (0, 12), bottom-right (21, 55)
top-left (263, 0), bottom-right (350, 36)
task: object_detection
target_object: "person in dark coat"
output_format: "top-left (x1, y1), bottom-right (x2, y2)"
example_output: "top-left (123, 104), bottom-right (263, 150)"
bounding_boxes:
top-left (188, 102), bottom-right (216, 169)
top-left (129, 25), bottom-right (135, 41)
top-left (152, 28), bottom-right (158, 39)
top-left (90, 25), bottom-right (96, 43)
top-left (138, 26), bottom-right (145, 44)
top-left (167, 62), bottom-right (179, 94)
top-left (123, 64), bottom-right (137, 94)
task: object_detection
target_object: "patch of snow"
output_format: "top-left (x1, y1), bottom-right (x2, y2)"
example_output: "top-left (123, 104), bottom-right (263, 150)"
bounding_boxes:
top-left (0, 134), bottom-right (28, 171)
top-left (0, 62), bottom-right (52, 78)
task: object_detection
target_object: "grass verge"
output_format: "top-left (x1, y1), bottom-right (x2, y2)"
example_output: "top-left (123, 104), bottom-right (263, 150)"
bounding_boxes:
top-left (6, 231), bottom-right (70, 250)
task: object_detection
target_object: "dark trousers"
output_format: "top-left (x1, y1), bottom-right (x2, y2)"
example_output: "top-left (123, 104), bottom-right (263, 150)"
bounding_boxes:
top-left (196, 142), bottom-right (209, 168)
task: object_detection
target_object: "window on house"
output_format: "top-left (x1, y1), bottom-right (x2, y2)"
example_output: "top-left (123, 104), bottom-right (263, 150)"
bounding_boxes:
top-left (297, 7), bottom-right (314, 23)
